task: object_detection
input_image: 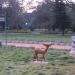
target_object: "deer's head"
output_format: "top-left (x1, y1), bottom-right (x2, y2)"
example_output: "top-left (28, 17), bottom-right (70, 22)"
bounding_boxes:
top-left (43, 43), bottom-right (53, 48)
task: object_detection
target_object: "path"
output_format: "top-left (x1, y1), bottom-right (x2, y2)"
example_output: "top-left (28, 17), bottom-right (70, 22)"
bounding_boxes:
top-left (2, 42), bottom-right (71, 50)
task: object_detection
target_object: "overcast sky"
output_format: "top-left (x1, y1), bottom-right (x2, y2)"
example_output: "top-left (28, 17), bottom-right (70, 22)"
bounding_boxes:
top-left (21, 0), bottom-right (75, 13)
top-left (22, 0), bottom-right (75, 6)
top-left (72, 0), bottom-right (75, 2)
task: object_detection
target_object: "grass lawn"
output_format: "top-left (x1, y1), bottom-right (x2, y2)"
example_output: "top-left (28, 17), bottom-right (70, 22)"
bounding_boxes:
top-left (0, 46), bottom-right (75, 75)
top-left (0, 33), bottom-right (72, 44)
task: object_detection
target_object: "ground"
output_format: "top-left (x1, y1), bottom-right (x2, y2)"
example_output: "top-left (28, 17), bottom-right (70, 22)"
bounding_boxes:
top-left (0, 46), bottom-right (75, 75)
top-left (0, 33), bottom-right (71, 43)
top-left (0, 33), bottom-right (74, 75)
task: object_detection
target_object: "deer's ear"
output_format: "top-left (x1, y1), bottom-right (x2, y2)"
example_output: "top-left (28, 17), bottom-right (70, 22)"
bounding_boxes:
top-left (49, 43), bottom-right (53, 46)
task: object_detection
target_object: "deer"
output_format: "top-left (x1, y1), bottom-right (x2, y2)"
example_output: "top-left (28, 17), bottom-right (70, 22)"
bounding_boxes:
top-left (34, 43), bottom-right (53, 61)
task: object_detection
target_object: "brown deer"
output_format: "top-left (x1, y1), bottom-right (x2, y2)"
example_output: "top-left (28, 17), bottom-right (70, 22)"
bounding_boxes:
top-left (34, 43), bottom-right (53, 61)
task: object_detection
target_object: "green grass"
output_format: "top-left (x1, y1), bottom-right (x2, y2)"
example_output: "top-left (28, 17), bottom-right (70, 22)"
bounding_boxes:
top-left (0, 33), bottom-right (72, 44)
top-left (0, 46), bottom-right (75, 75)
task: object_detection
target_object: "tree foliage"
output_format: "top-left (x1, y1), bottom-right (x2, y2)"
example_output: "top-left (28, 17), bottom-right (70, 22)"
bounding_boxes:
top-left (54, 0), bottom-right (71, 35)
top-left (0, 0), bottom-right (23, 29)
top-left (32, 0), bottom-right (54, 31)
top-left (32, 0), bottom-right (73, 35)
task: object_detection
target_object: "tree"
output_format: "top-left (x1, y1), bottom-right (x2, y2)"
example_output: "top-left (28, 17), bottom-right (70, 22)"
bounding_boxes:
top-left (69, 3), bottom-right (75, 32)
top-left (54, 0), bottom-right (71, 35)
top-left (8, 0), bottom-right (23, 29)
top-left (32, 0), bottom-right (72, 34)
top-left (32, 0), bottom-right (54, 32)
top-left (0, 0), bottom-right (23, 29)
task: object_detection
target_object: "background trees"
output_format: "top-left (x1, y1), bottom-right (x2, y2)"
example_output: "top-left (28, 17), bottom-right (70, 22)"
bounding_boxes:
top-left (54, 0), bottom-right (71, 35)
top-left (0, 0), bottom-right (75, 34)
top-left (31, 0), bottom-right (75, 35)
top-left (0, 0), bottom-right (23, 29)
top-left (32, 0), bottom-right (54, 32)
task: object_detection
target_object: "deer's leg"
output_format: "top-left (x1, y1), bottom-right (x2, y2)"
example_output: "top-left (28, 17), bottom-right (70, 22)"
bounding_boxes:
top-left (34, 53), bottom-right (38, 61)
top-left (34, 54), bottom-right (36, 60)
top-left (42, 54), bottom-right (45, 61)
top-left (36, 54), bottom-right (38, 61)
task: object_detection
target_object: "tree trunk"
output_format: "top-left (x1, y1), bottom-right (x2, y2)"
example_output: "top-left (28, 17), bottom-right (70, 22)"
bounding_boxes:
top-left (62, 30), bottom-right (65, 36)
